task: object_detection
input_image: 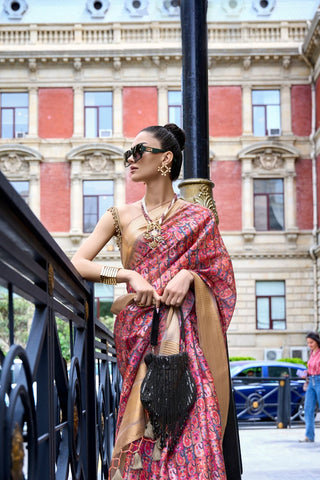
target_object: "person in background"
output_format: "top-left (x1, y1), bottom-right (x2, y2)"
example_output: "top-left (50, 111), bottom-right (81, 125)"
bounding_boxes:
top-left (300, 331), bottom-right (320, 443)
top-left (72, 123), bottom-right (236, 479)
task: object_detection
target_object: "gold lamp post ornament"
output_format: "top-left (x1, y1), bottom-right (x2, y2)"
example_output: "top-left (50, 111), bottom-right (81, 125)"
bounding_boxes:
top-left (178, 178), bottom-right (219, 224)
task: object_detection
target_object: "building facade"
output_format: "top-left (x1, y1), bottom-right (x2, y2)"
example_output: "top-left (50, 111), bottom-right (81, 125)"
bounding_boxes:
top-left (0, 0), bottom-right (320, 359)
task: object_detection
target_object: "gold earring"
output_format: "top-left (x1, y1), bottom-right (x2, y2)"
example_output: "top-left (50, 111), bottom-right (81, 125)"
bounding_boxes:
top-left (158, 163), bottom-right (171, 177)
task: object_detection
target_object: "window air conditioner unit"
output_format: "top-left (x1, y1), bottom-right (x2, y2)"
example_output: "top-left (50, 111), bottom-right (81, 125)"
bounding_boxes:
top-left (264, 348), bottom-right (282, 361)
top-left (290, 346), bottom-right (309, 362)
top-left (268, 128), bottom-right (281, 136)
top-left (99, 129), bottom-right (112, 138)
top-left (15, 132), bottom-right (26, 139)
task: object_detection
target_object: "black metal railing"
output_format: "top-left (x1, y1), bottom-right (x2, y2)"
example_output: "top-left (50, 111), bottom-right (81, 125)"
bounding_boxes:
top-left (232, 376), bottom-right (305, 427)
top-left (0, 171), bottom-right (119, 479)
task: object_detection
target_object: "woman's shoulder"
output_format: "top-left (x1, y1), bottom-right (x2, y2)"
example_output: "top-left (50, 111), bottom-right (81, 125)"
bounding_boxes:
top-left (110, 201), bottom-right (141, 229)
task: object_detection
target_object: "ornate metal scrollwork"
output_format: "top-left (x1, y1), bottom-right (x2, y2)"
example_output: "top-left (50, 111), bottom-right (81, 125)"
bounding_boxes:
top-left (97, 361), bottom-right (112, 475)
top-left (68, 357), bottom-right (82, 480)
top-left (0, 345), bottom-right (37, 480)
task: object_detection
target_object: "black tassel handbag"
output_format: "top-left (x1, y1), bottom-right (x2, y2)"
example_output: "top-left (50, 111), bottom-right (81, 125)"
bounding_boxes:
top-left (140, 306), bottom-right (197, 452)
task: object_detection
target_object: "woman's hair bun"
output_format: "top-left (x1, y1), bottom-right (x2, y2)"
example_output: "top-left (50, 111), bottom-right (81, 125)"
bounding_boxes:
top-left (164, 123), bottom-right (185, 151)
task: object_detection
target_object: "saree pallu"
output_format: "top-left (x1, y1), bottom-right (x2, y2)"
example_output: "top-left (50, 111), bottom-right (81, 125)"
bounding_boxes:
top-left (109, 201), bottom-right (236, 480)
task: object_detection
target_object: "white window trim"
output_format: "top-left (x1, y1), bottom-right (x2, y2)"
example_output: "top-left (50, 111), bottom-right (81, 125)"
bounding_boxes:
top-left (238, 141), bottom-right (300, 243)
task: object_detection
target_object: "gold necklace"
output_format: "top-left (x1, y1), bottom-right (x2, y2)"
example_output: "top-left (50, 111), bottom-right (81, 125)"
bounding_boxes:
top-left (141, 194), bottom-right (178, 249)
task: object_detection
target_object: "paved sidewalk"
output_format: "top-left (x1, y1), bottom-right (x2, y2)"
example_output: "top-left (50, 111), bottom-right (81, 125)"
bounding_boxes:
top-left (239, 421), bottom-right (320, 480)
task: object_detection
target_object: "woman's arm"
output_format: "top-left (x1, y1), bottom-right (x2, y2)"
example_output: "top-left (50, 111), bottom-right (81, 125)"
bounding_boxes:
top-left (71, 210), bottom-right (116, 281)
top-left (71, 209), bottom-right (161, 308)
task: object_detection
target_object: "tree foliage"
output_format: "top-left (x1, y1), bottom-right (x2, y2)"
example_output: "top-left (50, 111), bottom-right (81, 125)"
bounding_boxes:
top-left (0, 291), bottom-right (33, 353)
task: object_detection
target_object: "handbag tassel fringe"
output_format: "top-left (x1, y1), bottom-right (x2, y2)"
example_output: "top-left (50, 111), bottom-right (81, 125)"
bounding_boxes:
top-left (131, 452), bottom-right (143, 470)
top-left (152, 439), bottom-right (162, 461)
top-left (113, 468), bottom-right (123, 480)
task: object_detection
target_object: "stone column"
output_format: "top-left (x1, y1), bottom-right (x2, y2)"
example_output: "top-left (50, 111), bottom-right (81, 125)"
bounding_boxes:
top-left (241, 157), bottom-right (256, 241)
top-left (28, 87), bottom-right (38, 138)
top-left (29, 160), bottom-right (40, 217)
top-left (281, 85), bottom-right (291, 135)
top-left (73, 86), bottom-right (84, 138)
top-left (242, 85), bottom-right (252, 135)
top-left (158, 86), bottom-right (168, 125)
top-left (284, 157), bottom-right (298, 243)
top-left (70, 160), bottom-right (83, 236)
top-left (113, 87), bottom-right (123, 138)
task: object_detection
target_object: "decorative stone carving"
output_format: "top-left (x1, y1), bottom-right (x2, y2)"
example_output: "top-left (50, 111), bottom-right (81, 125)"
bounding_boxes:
top-left (28, 58), bottom-right (37, 72)
top-left (162, 0), bottom-right (180, 16)
top-left (86, 0), bottom-right (109, 18)
top-left (73, 58), bottom-right (82, 71)
top-left (4, 0), bottom-right (28, 19)
top-left (282, 56), bottom-right (291, 69)
top-left (221, 0), bottom-right (244, 16)
top-left (253, 149), bottom-right (283, 170)
top-left (113, 57), bottom-right (121, 71)
top-left (243, 56), bottom-right (251, 70)
top-left (152, 55), bottom-right (160, 66)
top-left (125, 0), bottom-right (149, 17)
top-left (83, 152), bottom-right (114, 173)
top-left (0, 153), bottom-right (29, 175)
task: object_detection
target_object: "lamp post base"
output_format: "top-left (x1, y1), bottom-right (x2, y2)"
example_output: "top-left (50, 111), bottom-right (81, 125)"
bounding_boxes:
top-left (178, 178), bottom-right (219, 224)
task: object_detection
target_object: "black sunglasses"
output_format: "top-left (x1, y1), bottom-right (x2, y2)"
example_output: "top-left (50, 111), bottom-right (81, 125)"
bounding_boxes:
top-left (123, 143), bottom-right (166, 167)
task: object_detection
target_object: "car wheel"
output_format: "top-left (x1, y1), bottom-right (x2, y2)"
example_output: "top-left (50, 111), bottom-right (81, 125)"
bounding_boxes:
top-left (295, 398), bottom-right (318, 422)
top-left (297, 398), bottom-right (306, 422)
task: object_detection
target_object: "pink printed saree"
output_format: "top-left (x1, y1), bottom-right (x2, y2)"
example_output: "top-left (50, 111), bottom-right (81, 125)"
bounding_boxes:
top-left (109, 200), bottom-right (236, 480)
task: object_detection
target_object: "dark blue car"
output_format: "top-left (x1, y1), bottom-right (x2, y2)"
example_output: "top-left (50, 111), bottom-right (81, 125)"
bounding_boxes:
top-left (230, 360), bottom-right (307, 421)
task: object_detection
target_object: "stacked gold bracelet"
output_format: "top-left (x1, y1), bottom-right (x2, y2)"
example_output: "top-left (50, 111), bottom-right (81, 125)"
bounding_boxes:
top-left (100, 266), bottom-right (120, 285)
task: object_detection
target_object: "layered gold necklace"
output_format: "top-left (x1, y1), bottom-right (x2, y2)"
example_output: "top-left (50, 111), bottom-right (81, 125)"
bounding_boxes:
top-left (141, 194), bottom-right (178, 249)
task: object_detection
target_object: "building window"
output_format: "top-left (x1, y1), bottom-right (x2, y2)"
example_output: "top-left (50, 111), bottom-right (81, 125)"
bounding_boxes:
top-left (1, 93), bottom-right (28, 138)
top-left (84, 91), bottom-right (113, 138)
top-left (256, 281), bottom-right (286, 330)
top-left (10, 180), bottom-right (29, 203)
top-left (252, 90), bottom-right (280, 136)
top-left (168, 91), bottom-right (182, 127)
top-left (83, 180), bottom-right (113, 233)
top-left (94, 283), bottom-right (114, 322)
top-left (254, 178), bottom-right (284, 231)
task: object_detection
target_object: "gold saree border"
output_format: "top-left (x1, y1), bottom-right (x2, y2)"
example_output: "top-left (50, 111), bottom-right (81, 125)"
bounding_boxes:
top-left (190, 272), bottom-right (230, 436)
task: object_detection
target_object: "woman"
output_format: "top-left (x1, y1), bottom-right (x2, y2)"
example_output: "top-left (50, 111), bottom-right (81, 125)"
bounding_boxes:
top-left (300, 331), bottom-right (320, 443)
top-left (72, 123), bottom-right (236, 479)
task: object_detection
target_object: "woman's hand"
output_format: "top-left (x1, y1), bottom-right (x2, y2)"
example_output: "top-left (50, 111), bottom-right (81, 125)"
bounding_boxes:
top-left (121, 270), bottom-right (161, 309)
top-left (160, 269), bottom-right (194, 307)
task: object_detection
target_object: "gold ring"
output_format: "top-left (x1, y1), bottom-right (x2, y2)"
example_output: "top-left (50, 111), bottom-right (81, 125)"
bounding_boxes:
top-left (137, 302), bottom-right (145, 307)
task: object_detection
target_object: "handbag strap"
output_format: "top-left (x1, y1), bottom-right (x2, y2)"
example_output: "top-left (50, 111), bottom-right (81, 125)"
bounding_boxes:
top-left (150, 306), bottom-right (185, 348)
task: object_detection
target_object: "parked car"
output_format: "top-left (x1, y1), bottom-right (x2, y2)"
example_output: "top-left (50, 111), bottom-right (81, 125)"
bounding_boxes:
top-left (230, 360), bottom-right (307, 422)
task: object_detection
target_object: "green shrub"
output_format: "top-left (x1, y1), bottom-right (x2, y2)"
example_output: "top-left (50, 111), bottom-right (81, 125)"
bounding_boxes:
top-left (229, 356), bottom-right (256, 362)
top-left (279, 357), bottom-right (307, 367)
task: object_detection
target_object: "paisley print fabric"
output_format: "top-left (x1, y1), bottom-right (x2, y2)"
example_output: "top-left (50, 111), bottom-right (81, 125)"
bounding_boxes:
top-left (110, 202), bottom-right (236, 479)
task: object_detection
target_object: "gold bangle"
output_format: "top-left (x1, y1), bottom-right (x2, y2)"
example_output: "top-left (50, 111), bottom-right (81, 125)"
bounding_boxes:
top-left (100, 266), bottom-right (120, 285)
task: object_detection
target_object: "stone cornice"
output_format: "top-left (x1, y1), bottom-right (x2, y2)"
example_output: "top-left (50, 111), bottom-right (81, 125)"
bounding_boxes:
top-left (302, 8), bottom-right (320, 63)
top-left (0, 51), bottom-right (307, 72)
top-left (0, 20), bottom-right (310, 65)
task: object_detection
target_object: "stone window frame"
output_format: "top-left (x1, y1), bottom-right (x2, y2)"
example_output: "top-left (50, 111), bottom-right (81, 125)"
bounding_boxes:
top-left (255, 279), bottom-right (286, 331)
top-left (83, 90), bottom-right (113, 139)
top-left (0, 145), bottom-right (42, 217)
top-left (67, 144), bottom-right (125, 247)
top-left (238, 141), bottom-right (300, 243)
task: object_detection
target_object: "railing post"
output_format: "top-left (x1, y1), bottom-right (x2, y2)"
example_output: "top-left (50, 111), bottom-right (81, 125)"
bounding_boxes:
top-left (86, 283), bottom-right (98, 478)
top-left (277, 376), bottom-right (291, 428)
